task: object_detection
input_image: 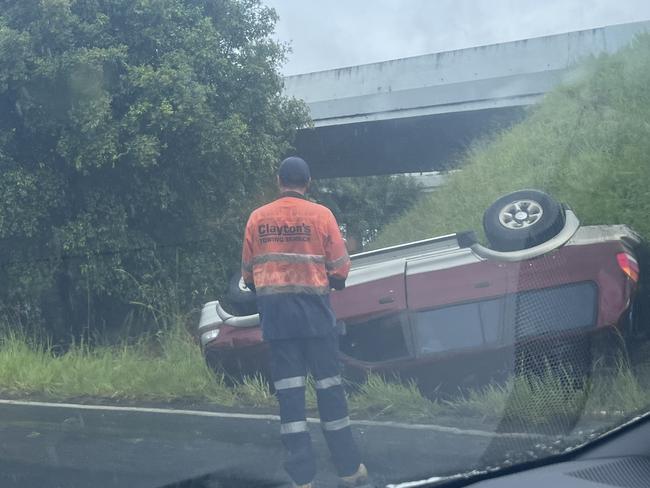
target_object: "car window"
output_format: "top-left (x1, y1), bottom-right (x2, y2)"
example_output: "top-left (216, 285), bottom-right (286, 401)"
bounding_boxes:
top-left (339, 313), bottom-right (412, 362)
top-left (508, 282), bottom-right (598, 339)
top-left (412, 281), bottom-right (598, 357)
top-left (412, 300), bottom-right (496, 355)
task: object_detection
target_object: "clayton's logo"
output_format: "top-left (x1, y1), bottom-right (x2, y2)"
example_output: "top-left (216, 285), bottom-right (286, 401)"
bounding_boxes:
top-left (258, 223), bottom-right (312, 236)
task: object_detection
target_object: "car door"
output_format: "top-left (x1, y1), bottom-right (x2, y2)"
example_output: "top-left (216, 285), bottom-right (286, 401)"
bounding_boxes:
top-left (330, 257), bottom-right (412, 381)
top-left (330, 257), bottom-right (407, 320)
top-left (406, 249), bottom-right (509, 313)
top-left (404, 249), bottom-right (511, 389)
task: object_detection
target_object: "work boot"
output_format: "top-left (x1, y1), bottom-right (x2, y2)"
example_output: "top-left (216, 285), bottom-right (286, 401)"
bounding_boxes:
top-left (339, 463), bottom-right (373, 488)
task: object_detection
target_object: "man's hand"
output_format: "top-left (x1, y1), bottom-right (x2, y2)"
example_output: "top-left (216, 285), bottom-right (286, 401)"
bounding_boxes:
top-left (328, 276), bottom-right (346, 291)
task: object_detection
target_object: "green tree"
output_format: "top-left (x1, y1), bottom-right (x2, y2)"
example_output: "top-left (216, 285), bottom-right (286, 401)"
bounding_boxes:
top-left (0, 0), bottom-right (307, 340)
top-left (310, 175), bottom-right (423, 252)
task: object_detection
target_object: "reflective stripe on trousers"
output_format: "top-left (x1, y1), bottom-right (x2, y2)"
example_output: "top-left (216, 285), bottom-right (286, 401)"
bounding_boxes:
top-left (274, 376), bottom-right (306, 390)
top-left (269, 335), bottom-right (361, 485)
top-left (280, 420), bottom-right (309, 435)
top-left (314, 375), bottom-right (342, 390)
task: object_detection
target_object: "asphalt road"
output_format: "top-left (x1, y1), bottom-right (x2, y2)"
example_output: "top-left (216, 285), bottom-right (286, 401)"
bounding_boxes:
top-left (0, 400), bottom-right (549, 488)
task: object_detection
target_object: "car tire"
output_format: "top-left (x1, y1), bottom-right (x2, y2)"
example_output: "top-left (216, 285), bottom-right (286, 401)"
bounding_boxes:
top-left (226, 272), bottom-right (258, 316)
top-left (483, 189), bottom-right (566, 252)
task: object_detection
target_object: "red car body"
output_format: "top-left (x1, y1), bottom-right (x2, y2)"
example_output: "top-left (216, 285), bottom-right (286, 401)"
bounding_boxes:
top-left (199, 210), bottom-right (641, 392)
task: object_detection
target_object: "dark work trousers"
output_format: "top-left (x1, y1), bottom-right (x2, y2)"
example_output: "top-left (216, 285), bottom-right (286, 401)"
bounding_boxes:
top-left (269, 330), bottom-right (361, 485)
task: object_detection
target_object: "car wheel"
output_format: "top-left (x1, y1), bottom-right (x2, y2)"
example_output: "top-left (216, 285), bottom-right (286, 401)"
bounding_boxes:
top-left (226, 272), bottom-right (258, 316)
top-left (483, 189), bottom-right (565, 252)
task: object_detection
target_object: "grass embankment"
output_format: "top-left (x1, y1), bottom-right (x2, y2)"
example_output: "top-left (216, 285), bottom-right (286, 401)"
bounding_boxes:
top-left (0, 326), bottom-right (236, 405)
top-left (354, 354), bottom-right (650, 427)
top-left (2, 323), bottom-right (649, 430)
top-left (372, 34), bottom-right (650, 249)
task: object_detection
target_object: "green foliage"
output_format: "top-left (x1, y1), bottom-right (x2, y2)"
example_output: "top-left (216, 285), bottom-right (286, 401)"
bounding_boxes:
top-left (348, 374), bottom-right (443, 421)
top-left (0, 0), bottom-right (308, 338)
top-left (2, 325), bottom-right (649, 428)
top-left (0, 323), bottom-right (235, 403)
top-left (450, 359), bottom-right (650, 428)
top-left (452, 371), bottom-right (588, 428)
top-left (310, 175), bottom-right (422, 251)
top-left (233, 374), bottom-right (317, 409)
top-left (373, 34), bottom-right (650, 249)
top-left (584, 359), bottom-right (650, 418)
top-left (233, 373), bottom-right (275, 407)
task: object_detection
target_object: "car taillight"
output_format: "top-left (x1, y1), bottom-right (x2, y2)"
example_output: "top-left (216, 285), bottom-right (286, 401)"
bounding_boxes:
top-left (617, 252), bottom-right (639, 282)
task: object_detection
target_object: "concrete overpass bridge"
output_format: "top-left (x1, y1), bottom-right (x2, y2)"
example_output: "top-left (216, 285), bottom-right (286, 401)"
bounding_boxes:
top-left (283, 20), bottom-right (650, 178)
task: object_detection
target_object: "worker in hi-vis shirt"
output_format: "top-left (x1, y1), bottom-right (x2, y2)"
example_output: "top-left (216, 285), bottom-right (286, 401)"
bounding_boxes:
top-left (241, 157), bottom-right (371, 488)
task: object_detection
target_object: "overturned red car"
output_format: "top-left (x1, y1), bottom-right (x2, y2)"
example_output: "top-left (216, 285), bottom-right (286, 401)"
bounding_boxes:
top-left (198, 190), bottom-right (642, 392)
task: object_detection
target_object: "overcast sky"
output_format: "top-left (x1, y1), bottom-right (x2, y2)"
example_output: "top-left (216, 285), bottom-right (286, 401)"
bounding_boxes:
top-left (265, 0), bottom-right (650, 75)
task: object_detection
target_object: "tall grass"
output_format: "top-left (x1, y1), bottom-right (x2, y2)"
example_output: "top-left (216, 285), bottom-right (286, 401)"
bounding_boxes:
top-left (585, 359), bottom-right (650, 417)
top-left (232, 375), bottom-right (324, 410)
top-left (449, 358), bottom-right (650, 429)
top-left (0, 325), bottom-right (235, 404)
top-left (1, 324), bottom-right (649, 429)
top-left (233, 374), bottom-right (276, 408)
top-left (449, 372), bottom-right (588, 427)
top-left (348, 374), bottom-right (444, 421)
top-left (372, 34), bottom-right (650, 249)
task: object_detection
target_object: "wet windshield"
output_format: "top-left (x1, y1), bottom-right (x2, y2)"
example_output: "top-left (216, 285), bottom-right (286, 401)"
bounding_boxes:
top-left (2, 1), bottom-right (650, 487)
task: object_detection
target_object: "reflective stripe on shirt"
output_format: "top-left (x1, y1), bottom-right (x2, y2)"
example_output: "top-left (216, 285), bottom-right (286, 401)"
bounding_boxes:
top-left (326, 254), bottom-right (350, 271)
top-left (252, 252), bottom-right (326, 266)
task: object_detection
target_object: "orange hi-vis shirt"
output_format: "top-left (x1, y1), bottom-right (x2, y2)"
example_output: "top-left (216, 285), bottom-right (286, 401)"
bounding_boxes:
top-left (241, 192), bottom-right (350, 339)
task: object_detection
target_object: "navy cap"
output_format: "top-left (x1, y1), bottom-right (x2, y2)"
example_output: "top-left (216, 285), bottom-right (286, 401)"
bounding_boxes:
top-left (278, 157), bottom-right (311, 186)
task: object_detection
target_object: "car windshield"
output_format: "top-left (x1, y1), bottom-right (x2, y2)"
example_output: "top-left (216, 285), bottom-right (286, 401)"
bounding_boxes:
top-left (2, 1), bottom-right (650, 487)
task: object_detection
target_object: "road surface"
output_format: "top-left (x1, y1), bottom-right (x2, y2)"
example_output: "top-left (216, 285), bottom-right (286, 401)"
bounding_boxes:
top-left (0, 400), bottom-right (549, 488)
